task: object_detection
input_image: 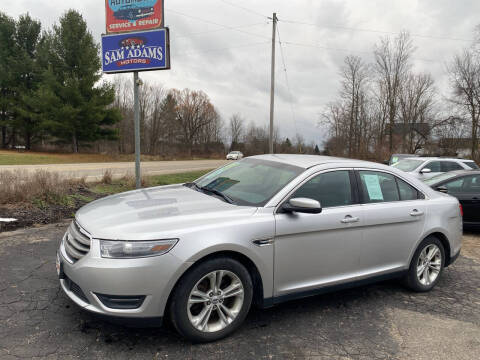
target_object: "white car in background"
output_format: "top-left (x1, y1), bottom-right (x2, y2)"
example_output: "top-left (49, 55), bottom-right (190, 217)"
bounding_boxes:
top-left (392, 157), bottom-right (479, 179)
top-left (226, 151), bottom-right (243, 160)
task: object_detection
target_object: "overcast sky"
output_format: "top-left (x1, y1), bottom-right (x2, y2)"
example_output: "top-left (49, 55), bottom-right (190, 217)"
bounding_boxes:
top-left (3, 0), bottom-right (480, 146)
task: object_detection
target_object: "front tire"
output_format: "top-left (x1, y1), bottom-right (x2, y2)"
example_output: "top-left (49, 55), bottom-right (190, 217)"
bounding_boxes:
top-left (404, 236), bottom-right (445, 292)
top-left (169, 257), bottom-right (253, 342)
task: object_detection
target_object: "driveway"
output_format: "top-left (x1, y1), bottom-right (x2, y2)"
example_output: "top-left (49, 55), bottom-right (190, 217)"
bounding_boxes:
top-left (0, 159), bottom-right (228, 182)
top-left (0, 224), bottom-right (479, 359)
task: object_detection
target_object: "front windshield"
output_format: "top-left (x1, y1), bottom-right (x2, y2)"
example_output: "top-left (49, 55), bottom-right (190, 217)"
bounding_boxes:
top-left (424, 172), bottom-right (458, 185)
top-left (194, 158), bottom-right (303, 206)
top-left (392, 159), bottom-right (423, 172)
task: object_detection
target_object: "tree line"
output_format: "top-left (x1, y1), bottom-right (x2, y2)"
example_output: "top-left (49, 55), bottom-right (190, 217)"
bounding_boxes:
top-left (321, 29), bottom-right (480, 161)
top-left (111, 77), bottom-right (320, 158)
top-left (0, 9), bottom-right (319, 156)
top-left (0, 10), bottom-right (119, 152)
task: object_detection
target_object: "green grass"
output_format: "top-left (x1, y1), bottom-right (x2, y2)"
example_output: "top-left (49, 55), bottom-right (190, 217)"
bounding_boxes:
top-left (150, 169), bottom-right (211, 186)
top-left (0, 150), bottom-right (220, 166)
top-left (88, 169), bottom-right (212, 196)
top-left (0, 150), bottom-right (118, 165)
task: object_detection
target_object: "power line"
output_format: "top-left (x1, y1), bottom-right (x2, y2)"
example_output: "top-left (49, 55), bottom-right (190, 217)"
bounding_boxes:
top-left (167, 8), bottom-right (270, 40)
top-left (174, 22), bottom-right (268, 40)
top-left (279, 19), bottom-right (473, 43)
top-left (218, 0), bottom-right (268, 19)
top-left (174, 41), bottom-right (270, 57)
top-left (282, 40), bottom-right (440, 63)
top-left (276, 23), bottom-right (298, 134)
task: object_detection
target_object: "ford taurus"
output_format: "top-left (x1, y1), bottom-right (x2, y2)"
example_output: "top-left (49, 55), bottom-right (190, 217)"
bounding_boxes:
top-left (57, 155), bottom-right (462, 342)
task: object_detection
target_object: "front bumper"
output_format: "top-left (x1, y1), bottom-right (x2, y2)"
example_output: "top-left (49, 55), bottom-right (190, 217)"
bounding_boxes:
top-left (58, 236), bottom-right (192, 319)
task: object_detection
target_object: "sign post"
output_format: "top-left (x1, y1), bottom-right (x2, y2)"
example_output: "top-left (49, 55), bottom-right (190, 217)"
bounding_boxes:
top-left (133, 71), bottom-right (141, 189)
top-left (102, 0), bottom-right (169, 189)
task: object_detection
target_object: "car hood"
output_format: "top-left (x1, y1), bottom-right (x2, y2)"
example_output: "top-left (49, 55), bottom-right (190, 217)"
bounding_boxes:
top-left (75, 184), bottom-right (257, 240)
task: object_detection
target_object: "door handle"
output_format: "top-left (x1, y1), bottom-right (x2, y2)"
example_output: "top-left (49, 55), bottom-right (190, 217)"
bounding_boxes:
top-left (341, 215), bottom-right (360, 224)
top-left (410, 209), bottom-right (424, 217)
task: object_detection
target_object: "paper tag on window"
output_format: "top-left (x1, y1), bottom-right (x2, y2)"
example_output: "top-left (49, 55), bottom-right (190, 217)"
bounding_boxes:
top-left (363, 174), bottom-right (384, 200)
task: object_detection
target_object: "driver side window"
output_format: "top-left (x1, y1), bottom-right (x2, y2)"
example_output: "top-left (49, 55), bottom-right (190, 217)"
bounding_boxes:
top-left (292, 170), bottom-right (353, 208)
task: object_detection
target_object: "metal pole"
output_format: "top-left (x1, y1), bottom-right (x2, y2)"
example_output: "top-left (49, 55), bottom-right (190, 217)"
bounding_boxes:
top-left (133, 71), bottom-right (141, 189)
top-left (269, 13), bottom-right (277, 154)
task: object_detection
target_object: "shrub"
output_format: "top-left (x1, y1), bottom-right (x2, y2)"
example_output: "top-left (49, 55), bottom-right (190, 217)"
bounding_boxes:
top-left (0, 170), bottom-right (84, 205)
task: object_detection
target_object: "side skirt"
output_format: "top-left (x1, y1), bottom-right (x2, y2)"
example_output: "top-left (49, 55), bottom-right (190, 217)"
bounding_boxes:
top-left (261, 270), bottom-right (407, 308)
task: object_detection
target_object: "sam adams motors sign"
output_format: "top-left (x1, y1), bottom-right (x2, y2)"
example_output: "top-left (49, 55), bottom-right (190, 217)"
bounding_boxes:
top-left (106, 0), bottom-right (164, 34)
top-left (102, 28), bottom-right (170, 73)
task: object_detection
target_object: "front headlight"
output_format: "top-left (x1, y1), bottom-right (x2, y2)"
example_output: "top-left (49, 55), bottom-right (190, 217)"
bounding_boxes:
top-left (100, 239), bottom-right (178, 259)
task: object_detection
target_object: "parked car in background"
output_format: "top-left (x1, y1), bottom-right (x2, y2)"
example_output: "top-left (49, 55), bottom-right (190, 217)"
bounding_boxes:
top-left (226, 151), bottom-right (243, 160)
top-left (391, 157), bottom-right (478, 179)
top-left (388, 153), bottom-right (418, 165)
top-left (425, 170), bottom-right (480, 228)
top-left (114, 5), bottom-right (154, 21)
top-left (57, 155), bottom-right (462, 342)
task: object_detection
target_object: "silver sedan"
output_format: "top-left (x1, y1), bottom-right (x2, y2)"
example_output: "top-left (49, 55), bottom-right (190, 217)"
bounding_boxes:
top-left (57, 155), bottom-right (462, 342)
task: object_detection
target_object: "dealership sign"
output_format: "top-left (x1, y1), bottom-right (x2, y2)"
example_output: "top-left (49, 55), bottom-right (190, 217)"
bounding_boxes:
top-left (105, 0), bottom-right (164, 34)
top-left (102, 29), bottom-right (170, 73)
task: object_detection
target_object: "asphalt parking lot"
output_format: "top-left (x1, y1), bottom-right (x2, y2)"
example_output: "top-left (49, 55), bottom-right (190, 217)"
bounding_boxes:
top-left (1, 223), bottom-right (479, 360)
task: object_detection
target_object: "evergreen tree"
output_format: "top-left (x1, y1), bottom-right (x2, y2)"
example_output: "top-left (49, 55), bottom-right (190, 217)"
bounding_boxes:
top-left (36, 10), bottom-right (119, 152)
top-left (12, 14), bottom-right (42, 150)
top-left (284, 137), bottom-right (292, 148)
top-left (0, 12), bottom-right (16, 148)
top-left (314, 144), bottom-right (320, 154)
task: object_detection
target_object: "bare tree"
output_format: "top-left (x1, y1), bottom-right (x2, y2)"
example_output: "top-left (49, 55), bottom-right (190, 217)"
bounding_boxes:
top-left (173, 89), bottom-right (219, 157)
top-left (374, 32), bottom-right (414, 151)
top-left (228, 113), bottom-right (244, 150)
top-left (398, 73), bottom-right (436, 153)
top-left (447, 49), bottom-right (480, 159)
top-left (340, 55), bottom-right (370, 156)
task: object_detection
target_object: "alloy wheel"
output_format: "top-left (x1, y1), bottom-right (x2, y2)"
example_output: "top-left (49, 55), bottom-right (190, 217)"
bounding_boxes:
top-left (187, 270), bottom-right (244, 333)
top-left (416, 244), bottom-right (442, 286)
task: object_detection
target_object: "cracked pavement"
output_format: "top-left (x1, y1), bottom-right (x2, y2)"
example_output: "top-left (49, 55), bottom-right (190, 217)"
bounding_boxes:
top-left (0, 223), bottom-right (479, 359)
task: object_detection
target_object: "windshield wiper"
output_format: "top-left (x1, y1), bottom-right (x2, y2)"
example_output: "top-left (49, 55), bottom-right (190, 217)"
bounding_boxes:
top-left (201, 186), bottom-right (235, 204)
top-left (184, 182), bottom-right (201, 191)
top-left (184, 183), bottom-right (235, 204)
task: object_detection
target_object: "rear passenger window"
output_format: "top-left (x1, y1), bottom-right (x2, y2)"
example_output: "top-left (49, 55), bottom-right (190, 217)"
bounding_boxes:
top-left (464, 161), bottom-right (479, 169)
top-left (441, 161), bottom-right (464, 172)
top-left (461, 175), bottom-right (480, 193)
top-left (293, 170), bottom-right (353, 208)
top-left (358, 171), bottom-right (422, 203)
top-left (397, 178), bottom-right (421, 200)
top-left (359, 171), bottom-right (399, 203)
top-left (424, 161), bottom-right (441, 172)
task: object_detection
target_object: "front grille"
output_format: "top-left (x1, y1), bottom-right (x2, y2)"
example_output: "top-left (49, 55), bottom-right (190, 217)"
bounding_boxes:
top-left (64, 274), bottom-right (90, 304)
top-left (64, 221), bottom-right (91, 262)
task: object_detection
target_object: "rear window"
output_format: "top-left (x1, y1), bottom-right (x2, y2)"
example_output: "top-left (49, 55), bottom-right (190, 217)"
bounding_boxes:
top-left (463, 161), bottom-right (479, 169)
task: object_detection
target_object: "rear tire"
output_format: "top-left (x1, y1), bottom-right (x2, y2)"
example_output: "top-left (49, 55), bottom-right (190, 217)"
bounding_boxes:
top-left (169, 257), bottom-right (253, 342)
top-left (403, 236), bottom-right (445, 292)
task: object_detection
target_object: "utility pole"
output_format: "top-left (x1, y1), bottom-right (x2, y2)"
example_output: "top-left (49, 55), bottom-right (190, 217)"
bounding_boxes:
top-left (133, 71), bottom-right (141, 189)
top-left (269, 12), bottom-right (277, 154)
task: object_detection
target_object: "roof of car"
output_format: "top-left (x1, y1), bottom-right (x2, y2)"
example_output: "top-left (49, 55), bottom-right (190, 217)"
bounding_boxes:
top-left (402, 157), bottom-right (474, 162)
top-left (248, 154), bottom-right (375, 169)
top-left (427, 169), bottom-right (480, 183)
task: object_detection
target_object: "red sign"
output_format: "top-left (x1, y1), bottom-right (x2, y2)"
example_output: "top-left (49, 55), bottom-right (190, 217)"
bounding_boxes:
top-left (105, 0), bottom-right (164, 34)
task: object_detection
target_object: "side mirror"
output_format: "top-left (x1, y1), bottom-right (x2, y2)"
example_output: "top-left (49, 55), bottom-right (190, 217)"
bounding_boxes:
top-left (420, 168), bottom-right (432, 174)
top-left (282, 198), bottom-right (322, 214)
top-left (436, 186), bottom-right (448, 194)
